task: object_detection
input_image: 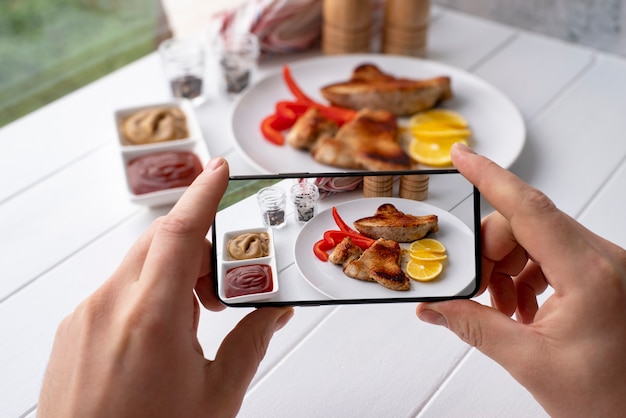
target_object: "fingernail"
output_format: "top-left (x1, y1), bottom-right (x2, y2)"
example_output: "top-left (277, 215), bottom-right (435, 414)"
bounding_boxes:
top-left (205, 157), bottom-right (226, 171)
top-left (418, 309), bottom-right (448, 328)
top-left (274, 307), bottom-right (294, 332)
top-left (452, 142), bottom-right (476, 154)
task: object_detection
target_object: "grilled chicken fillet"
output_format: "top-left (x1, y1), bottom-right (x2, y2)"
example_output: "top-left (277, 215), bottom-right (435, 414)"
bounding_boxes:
top-left (285, 108), bottom-right (338, 150)
top-left (311, 108), bottom-right (412, 170)
top-left (320, 64), bottom-right (452, 116)
top-left (343, 238), bottom-right (410, 291)
top-left (354, 203), bottom-right (438, 242)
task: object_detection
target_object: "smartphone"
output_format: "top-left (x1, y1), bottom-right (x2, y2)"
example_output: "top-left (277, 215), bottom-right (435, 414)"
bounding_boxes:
top-left (212, 169), bottom-right (480, 307)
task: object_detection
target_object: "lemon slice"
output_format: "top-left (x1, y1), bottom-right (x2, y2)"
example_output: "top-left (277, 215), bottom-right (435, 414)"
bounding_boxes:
top-left (410, 251), bottom-right (448, 262)
top-left (406, 260), bottom-right (443, 282)
top-left (411, 123), bottom-right (471, 140)
top-left (410, 239), bottom-right (447, 253)
top-left (408, 109), bottom-right (469, 129)
top-left (408, 137), bottom-right (468, 167)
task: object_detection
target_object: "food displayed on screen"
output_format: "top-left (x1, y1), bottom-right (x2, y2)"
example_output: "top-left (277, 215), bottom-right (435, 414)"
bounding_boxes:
top-left (313, 203), bottom-right (445, 291)
top-left (227, 232), bottom-right (270, 260)
top-left (224, 264), bottom-right (273, 298)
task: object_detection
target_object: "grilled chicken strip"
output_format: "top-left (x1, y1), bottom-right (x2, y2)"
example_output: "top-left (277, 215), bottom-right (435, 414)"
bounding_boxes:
top-left (343, 238), bottom-right (410, 291)
top-left (320, 64), bottom-right (452, 116)
top-left (311, 108), bottom-right (412, 170)
top-left (354, 203), bottom-right (438, 242)
top-left (329, 237), bottom-right (367, 277)
top-left (285, 108), bottom-right (338, 150)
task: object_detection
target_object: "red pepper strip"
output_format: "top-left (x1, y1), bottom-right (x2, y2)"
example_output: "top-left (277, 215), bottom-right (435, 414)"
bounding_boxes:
top-left (260, 114), bottom-right (285, 145)
top-left (283, 65), bottom-right (316, 105)
top-left (276, 100), bottom-right (309, 120)
top-left (313, 239), bottom-right (331, 261)
top-left (323, 230), bottom-right (374, 250)
top-left (331, 206), bottom-right (358, 234)
top-left (282, 65), bottom-right (357, 125)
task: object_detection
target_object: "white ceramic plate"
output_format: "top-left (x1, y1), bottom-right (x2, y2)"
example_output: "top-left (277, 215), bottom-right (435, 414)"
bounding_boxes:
top-left (231, 54), bottom-right (525, 172)
top-left (294, 197), bottom-right (476, 300)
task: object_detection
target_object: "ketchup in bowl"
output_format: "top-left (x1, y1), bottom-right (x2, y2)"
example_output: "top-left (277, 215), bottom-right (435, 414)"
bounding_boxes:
top-left (225, 264), bottom-right (273, 298)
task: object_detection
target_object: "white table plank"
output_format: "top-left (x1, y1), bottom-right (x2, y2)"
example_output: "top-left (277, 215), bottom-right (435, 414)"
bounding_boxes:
top-left (510, 54), bottom-right (626, 216)
top-left (239, 303), bottom-right (470, 417)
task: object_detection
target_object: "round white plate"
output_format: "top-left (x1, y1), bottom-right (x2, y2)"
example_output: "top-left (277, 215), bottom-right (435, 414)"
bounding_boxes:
top-left (231, 54), bottom-right (525, 173)
top-left (294, 198), bottom-right (477, 300)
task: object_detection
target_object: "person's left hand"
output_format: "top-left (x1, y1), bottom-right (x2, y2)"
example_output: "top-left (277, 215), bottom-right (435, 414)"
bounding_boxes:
top-left (37, 157), bottom-right (294, 418)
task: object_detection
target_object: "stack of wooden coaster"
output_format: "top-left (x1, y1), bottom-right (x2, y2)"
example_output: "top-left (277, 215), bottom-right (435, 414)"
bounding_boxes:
top-left (322, 0), bottom-right (371, 54)
top-left (363, 175), bottom-right (394, 198)
top-left (399, 174), bottom-right (429, 200)
top-left (382, 0), bottom-right (430, 57)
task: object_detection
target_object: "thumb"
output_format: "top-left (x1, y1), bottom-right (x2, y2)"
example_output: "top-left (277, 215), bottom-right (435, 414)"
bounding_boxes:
top-left (417, 300), bottom-right (534, 367)
top-left (212, 307), bottom-right (294, 396)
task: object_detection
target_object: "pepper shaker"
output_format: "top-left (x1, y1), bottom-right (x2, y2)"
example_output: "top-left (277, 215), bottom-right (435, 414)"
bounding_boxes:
top-left (383, 0), bottom-right (430, 57)
top-left (322, 0), bottom-right (372, 54)
top-left (290, 182), bottom-right (320, 223)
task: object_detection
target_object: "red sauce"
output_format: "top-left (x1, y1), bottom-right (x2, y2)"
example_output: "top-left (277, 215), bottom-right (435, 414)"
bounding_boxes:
top-left (127, 150), bottom-right (202, 194)
top-left (225, 264), bottom-right (273, 298)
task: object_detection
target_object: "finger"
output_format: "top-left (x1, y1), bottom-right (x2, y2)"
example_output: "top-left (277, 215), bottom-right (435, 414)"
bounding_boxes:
top-left (487, 272), bottom-right (516, 317)
top-left (193, 239), bottom-right (225, 311)
top-left (211, 307), bottom-right (294, 402)
top-left (417, 300), bottom-right (539, 380)
top-left (514, 261), bottom-right (548, 324)
top-left (139, 158), bottom-right (229, 301)
top-left (108, 220), bottom-right (159, 286)
top-left (195, 273), bottom-right (225, 312)
top-left (451, 143), bottom-right (593, 288)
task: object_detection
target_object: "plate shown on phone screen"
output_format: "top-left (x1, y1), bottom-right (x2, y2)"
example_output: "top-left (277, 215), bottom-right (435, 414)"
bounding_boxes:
top-left (293, 198), bottom-right (476, 301)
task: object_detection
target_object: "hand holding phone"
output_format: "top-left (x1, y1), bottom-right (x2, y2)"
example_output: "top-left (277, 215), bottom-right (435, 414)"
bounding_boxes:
top-left (212, 169), bottom-right (480, 306)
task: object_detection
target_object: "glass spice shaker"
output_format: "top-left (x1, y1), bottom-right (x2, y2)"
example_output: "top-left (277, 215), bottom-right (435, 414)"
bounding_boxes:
top-left (290, 182), bottom-right (320, 223)
top-left (257, 187), bottom-right (286, 228)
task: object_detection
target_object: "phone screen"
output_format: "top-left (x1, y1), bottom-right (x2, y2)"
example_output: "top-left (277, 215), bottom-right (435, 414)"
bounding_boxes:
top-left (212, 169), bottom-right (480, 307)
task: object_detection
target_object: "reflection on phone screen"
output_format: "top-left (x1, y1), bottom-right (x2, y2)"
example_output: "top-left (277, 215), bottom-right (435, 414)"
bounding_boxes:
top-left (212, 170), bottom-right (480, 306)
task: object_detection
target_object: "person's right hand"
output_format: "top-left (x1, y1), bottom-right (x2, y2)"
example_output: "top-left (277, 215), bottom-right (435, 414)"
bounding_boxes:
top-left (417, 143), bottom-right (626, 417)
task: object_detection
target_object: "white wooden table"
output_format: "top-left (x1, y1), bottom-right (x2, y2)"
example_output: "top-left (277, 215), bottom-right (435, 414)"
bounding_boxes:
top-left (2, 7), bottom-right (626, 417)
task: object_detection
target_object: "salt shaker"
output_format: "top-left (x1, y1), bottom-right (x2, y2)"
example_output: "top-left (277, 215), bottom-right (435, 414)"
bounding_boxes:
top-left (290, 182), bottom-right (320, 223)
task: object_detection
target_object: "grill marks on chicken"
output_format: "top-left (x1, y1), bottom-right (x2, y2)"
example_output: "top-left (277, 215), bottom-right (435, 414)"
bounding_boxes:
top-left (330, 237), bottom-right (410, 291)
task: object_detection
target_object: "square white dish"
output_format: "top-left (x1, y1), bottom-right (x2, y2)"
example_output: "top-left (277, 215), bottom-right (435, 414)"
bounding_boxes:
top-left (219, 227), bottom-right (279, 303)
top-left (114, 99), bottom-right (203, 148)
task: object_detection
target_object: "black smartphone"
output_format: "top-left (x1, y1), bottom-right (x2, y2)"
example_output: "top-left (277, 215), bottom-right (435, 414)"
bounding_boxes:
top-left (212, 169), bottom-right (480, 307)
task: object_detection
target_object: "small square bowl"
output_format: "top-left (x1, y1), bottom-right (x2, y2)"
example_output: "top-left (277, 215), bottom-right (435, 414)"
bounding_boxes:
top-left (114, 99), bottom-right (203, 148)
top-left (120, 138), bottom-right (209, 207)
top-left (219, 227), bottom-right (279, 303)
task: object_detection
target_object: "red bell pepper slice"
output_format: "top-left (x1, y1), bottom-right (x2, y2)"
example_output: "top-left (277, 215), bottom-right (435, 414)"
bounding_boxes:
top-left (260, 114), bottom-right (285, 145)
top-left (283, 65), bottom-right (316, 105)
top-left (313, 239), bottom-right (331, 261)
top-left (323, 230), bottom-right (374, 250)
top-left (282, 65), bottom-right (357, 125)
top-left (332, 206), bottom-right (357, 233)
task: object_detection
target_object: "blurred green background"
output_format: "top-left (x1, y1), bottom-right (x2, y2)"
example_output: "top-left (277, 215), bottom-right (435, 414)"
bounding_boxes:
top-left (0, 0), bottom-right (170, 128)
